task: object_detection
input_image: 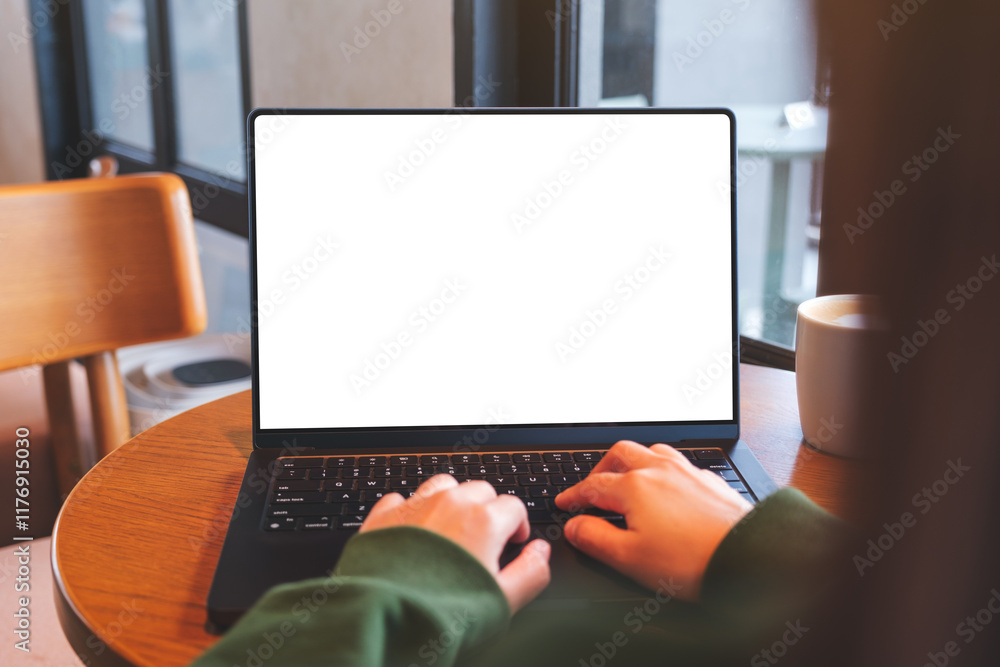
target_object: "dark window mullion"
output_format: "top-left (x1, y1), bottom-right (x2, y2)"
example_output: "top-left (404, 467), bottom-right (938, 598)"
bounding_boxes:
top-left (236, 2), bottom-right (254, 134)
top-left (145, 0), bottom-right (176, 171)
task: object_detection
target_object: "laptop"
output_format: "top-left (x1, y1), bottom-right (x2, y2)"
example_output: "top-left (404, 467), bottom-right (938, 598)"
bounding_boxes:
top-left (206, 108), bottom-right (777, 629)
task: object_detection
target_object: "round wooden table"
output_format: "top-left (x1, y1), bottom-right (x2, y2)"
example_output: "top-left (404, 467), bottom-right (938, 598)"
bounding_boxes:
top-left (52, 364), bottom-right (869, 666)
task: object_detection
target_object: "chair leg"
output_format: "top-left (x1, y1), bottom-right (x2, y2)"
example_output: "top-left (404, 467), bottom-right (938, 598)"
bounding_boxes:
top-left (42, 362), bottom-right (85, 499)
top-left (83, 351), bottom-right (131, 459)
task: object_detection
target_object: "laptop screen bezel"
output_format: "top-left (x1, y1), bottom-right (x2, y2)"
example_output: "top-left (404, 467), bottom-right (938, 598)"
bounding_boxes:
top-left (247, 107), bottom-right (740, 450)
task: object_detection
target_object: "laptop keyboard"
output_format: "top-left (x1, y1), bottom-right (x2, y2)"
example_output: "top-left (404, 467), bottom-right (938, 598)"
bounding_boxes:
top-left (262, 448), bottom-right (753, 532)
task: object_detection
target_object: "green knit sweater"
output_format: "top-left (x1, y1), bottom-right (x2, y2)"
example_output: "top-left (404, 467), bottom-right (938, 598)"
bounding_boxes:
top-left (192, 488), bottom-right (848, 667)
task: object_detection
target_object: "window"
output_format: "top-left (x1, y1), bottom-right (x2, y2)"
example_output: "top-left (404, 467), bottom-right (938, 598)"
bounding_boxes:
top-left (582, 0), bottom-right (825, 355)
top-left (33, 0), bottom-right (251, 236)
top-left (458, 0), bottom-right (826, 364)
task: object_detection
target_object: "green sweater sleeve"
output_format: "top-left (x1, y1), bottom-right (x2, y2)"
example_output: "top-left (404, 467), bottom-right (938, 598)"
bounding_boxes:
top-left (191, 527), bottom-right (509, 667)
top-left (701, 487), bottom-right (854, 624)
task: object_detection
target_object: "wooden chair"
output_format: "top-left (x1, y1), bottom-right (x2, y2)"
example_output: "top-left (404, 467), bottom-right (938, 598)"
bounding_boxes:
top-left (0, 170), bottom-right (207, 497)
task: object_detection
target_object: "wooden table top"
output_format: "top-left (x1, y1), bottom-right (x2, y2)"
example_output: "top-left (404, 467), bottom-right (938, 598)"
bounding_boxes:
top-left (52, 364), bottom-right (869, 667)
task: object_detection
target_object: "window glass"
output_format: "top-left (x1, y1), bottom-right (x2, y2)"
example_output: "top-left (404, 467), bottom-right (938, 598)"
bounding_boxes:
top-left (581, 0), bottom-right (825, 348)
top-left (167, 0), bottom-right (246, 179)
top-left (82, 0), bottom-right (156, 152)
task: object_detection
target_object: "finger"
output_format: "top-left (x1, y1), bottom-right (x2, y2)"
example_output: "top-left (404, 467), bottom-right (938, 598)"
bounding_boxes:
top-left (413, 474), bottom-right (459, 500)
top-left (496, 539), bottom-right (552, 614)
top-left (449, 479), bottom-right (498, 504)
top-left (488, 493), bottom-right (532, 544)
top-left (563, 515), bottom-right (635, 572)
top-left (554, 472), bottom-right (629, 514)
top-left (590, 441), bottom-right (660, 474)
top-left (649, 443), bottom-right (689, 463)
top-left (359, 492), bottom-right (405, 533)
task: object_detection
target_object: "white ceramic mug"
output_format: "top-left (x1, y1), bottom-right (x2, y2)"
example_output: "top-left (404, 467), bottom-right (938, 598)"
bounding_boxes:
top-left (795, 294), bottom-right (887, 458)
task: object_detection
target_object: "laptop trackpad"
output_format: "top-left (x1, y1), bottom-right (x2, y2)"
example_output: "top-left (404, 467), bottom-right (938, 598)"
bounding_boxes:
top-left (502, 535), bottom-right (652, 604)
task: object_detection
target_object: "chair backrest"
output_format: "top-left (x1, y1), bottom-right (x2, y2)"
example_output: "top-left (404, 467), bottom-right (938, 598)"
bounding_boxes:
top-left (0, 173), bottom-right (206, 494)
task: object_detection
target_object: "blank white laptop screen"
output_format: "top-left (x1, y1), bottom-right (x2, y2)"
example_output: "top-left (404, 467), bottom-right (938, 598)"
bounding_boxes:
top-left (253, 111), bottom-right (734, 430)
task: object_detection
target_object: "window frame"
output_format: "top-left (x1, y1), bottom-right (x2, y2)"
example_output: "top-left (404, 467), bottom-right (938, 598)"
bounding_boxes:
top-left (31, 0), bottom-right (253, 237)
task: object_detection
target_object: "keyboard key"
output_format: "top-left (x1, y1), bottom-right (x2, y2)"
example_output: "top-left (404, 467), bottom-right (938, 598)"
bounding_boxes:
top-left (512, 453), bottom-right (541, 463)
top-left (561, 462), bottom-right (588, 474)
top-left (264, 516), bottom-right (299, 530)
top-left (482, 453), bottom-right (510, 463)
top-left (359, 479), bottom-right (389, 489)
top-left (542, 452), bottom-right (572, 462)
top-left (531, 463), bottom-right (559, 474)
top-left (528, 510), bottom-right (557, 523)
top-left (329, 490), bottom-right (362, 502)
top-left (694, 460), bottom-right (732, 471)
top-left (389, 478), bottom-right (420, 489)
top-left (390, 455), bottom-right (418, 466)
top-left (278, 457), bottom-right (323, 469)
top-left (529, 486), bottom-right (559, 497)
top-left (404, 466), bottom-right (435, 477)
top-left (694, 449), bottom-right (725, 460)
top-left (268, 503), bottom-right (333, 517)
top-left (272, 491), bottom-right (327, 504)
top-left (719, 469), bottom-right (740, 482)
top-left (307, 468), bottom-right (330, 480)
top-left (739, 492), bottom-right (755, 504)
top-left (337, 516), bottom-right (366, 530)
top-left (494, 486), bottom-right (520, 496)
top-left (276, 468), bottom-right (308, 480)
top-left (362, 489), bottom-right (391, 501)
top-left (327, 457), bottom-right (357, 468)
top-left (359, 456), bottom-right (387, 467)
top-left (273, 480), bottom-right (323, 492)
top-left (727, 481), bottom-right (748, 493)
top-left (549, 474), bottom-right (580, 487)
top-left (499, 464), bottom-right (529, 474)
top-left (518, 475), bottom-right (548, 485)
top-left (469, 464), bottom-right (498, 476)
top-left (522, 498), bottom-right (549, 510)
top-left (434, 465), bottom-right (467, 477)
top-left (679, 450), bottom-right (697, 461)
top-left (421, 455), bottom-right (448, 465)
top-left (573, 451), bottom-right (602, 462)
top-left (373, 467), bottom-right (403, 478)
top-left (302, 518), bottom-right (333, 530)
top-left (451, 454), bottom-right (480, 464)
top-left (324, 479), bottom-right (355, 491)
top-left (345, 502), bottom-right (373, 514)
